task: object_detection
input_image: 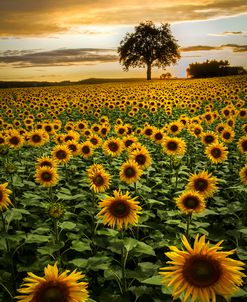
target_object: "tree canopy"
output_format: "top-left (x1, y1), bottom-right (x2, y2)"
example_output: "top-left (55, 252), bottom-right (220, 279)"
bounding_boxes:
top-left (186, 60), bottom-right (247, 78)
top-left (118, 21), bottom-right (180, 80)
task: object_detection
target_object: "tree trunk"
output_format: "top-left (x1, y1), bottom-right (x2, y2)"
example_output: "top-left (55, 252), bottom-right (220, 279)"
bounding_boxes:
top-left (147, 63), bottom-right (151, 80)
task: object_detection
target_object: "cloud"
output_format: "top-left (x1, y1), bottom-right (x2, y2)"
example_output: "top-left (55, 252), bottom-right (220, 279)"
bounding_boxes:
top-left (0, 0), bottom-right (246, 36)
top-left (208, 31), bottom-right (247, 37)
top-left (0, 48), bottom-right (118, 68)
top-left (180, 44), bottom-right (247, 52)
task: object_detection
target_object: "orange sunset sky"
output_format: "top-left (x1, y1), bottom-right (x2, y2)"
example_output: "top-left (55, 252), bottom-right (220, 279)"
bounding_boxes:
top-left (0, 0), bottom-right (246, 81)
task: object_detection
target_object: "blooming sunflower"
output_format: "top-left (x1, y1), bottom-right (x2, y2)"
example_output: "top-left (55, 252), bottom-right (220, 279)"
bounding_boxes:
top-left (152, 129), bottom-right (165, 144)
top-left (36, 156), bottom-right (57, 169)
top-left (176, 190), bottom-right (205, 214)
top-left (163, 137), bottom-right (186, 156)
top-left (239, 164), bottom-right (247, 185)
top-left (122, 135), bottom-right (138, 149)
top-left (52, 145), bottom-right (72, 164)
top-left (129, 147), bottom-right (152, 170)
top-left (87, 166), bottom-right (111, 193)
top-left (0, 182), bottom-right (12, 211)
top-left (220, 128), bottom-right (235, 143)
top-left (65, 140), bottom-right (80, 156)
top-left (16, 262), bottom-right (89, 302)
top-left (159, 234), bottom-right (246, 302)
top-left (35, 166), bottom-right (59, 187)
top-left (7, 130), bottom-right (24, 149)
top-left (186, 171), bottom-right (217, 198)
top-left (119, 160), bottom-right (143, 185)
top-left (78, 141), bottom-right (94, 159)
top-left (205, 142), bottom-right (228, 164)
top-left (97, 190), bottom-right (142, 230)
top-left (201, 132), bottom-right (218, 145)
top-left (237, 136), bottom-right (247, 154)
top-left (102, 138), bottom-right (123, 157)
top-left (29, 129), bottom-right (49, 147)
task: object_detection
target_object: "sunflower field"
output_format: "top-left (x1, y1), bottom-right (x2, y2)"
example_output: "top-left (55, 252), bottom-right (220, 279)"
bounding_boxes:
top-left (0, 75), bottom-right (247, 302)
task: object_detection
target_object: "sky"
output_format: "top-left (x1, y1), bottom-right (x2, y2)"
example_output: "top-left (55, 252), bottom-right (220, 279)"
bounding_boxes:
top-left (0, 0), bottom-right (246, 81)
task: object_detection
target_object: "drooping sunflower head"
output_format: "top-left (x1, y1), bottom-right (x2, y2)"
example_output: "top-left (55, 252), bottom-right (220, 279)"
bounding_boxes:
top-left (0, 182), bottom-right (12, 211)
top-left (205, 142), bottom-right (228, 164)
top-left (35, 166), bottom-right (59, 187)
top-left (52, 144), bottom-right (72, 164)
top-left (97, 190), bottom-right (142, 230)
top-left (160, 234), bottom-right (246, 302)
top-left (163, 137), bottom-right (186, 156)
top-left (176, 190), bottom-right (205, 214)
top-left (16, 262), bottom-right (89, 302)
top-left (129, 147), bottom-right (152, 169)
top-left (186, 171), bottom-right (218, 198)
top-left (119, 160), bottom-right (143, 185)
top-left (239, 164), bottom-right (247, 185)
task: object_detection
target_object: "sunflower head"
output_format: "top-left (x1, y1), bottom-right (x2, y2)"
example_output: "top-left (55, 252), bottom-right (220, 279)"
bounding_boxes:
top-left (160, 235), bottom-right (246, 302)
top-left (239, 164), bottom-right (247, 185)
top-left (119, 160), bottom-right (143, 185)
top-left (52, 145), bottom-right (72, 164)
top-left (88, 167), bottom-right (111, 193)
top-left (176, 190), bottom-right (205, 214)
top-left (187, 171), bottom-right (218, 198)
top-left (35, 166), bottom-right (59, 187)
top-left (97, 190), bottom-right (142, 230)
top-left (163, 137), bottom-right (186, 156)
top-left (16, 263), bottom-right (89, 302)
top-left (48, 203), bottom-right (65, 219)
top-left (129, 147), bottom-right (152, 169)
top-left (0, 182), bottom-right (12, 211)
top-left (205, 142), bottom-right (228, 164)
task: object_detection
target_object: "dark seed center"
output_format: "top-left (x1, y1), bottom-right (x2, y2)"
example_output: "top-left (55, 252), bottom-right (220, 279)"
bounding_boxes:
top-left (183, 197), bottom-right (199, 209)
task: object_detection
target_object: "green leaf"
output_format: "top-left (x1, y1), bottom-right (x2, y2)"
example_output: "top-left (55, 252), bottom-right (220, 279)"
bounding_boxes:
top-left (37, 243), bottom-right (64, 255)
top-left (239, 228), bottom-right (247, 235)
top-left (59, 221), bottom-right (76, 230)
top-left (133, 241), bottom-right (156, 256)
top-left (141, 275), bottom-right (163, 285)
top-left (87, 255), bottom-right (111, 271)
top-left (231, 288), bottom-right (247, 297)
top-left (68, 258), bottom-right (88, 268)
top-left (26, 234), bottom-right (50, 244)
top-left (124, 237), bottom-right (138, 252)
top-left (71, 240), bottom-right (91, 252)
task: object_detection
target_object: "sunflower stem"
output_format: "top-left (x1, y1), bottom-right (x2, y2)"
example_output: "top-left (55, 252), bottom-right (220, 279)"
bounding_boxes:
top-left (0, 282), bottom-right (14, 299)
top-left (120, 230), bottom-right (127, 294)
top-left (1, 211), bottom-right (10, 251)
top-left (186, 212), bottom-right (192, 239)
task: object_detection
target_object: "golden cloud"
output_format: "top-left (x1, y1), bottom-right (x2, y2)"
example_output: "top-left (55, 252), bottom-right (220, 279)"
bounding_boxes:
top-left (0, 0), bottom-right (246, 36)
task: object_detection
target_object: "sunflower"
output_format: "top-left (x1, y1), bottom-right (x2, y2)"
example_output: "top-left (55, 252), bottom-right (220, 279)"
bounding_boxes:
top-left (220, 128), bottom-right (235, 143)
top-left (87, 167), bottom-right (111, 193)
top-left (119, 160), bottom-right (143, 184)
top-left (0, 183), bottom-right (12, 210)
top-left (129, 147), bottom-right (152, 169)
top-left (239, 164), bottom-right (247, 185)
top-left (35, 166), bottom-right (59, 187)
top-left (16, 262), bottom-right (89, 302)
top-left (201, 132), bottom-right (218, 145)
top-left (7, 130), bottom-right (24, 149)
top-left (36, 156), bottom-right (57, 169)
top-left (168, 121), bottom-right (183, 135)
top-left (29, 129), bottom-right (49, 147)
top-left (176, 190), bottom-right (205, 214)
top-left (78, 141), bottom-right (94, 159)
top-left (52, 145), bottom-right (72, 164)
top-left (142, 125), bottom-right (155, 138)
top-left (122, 135), bottom-right (138, 149)
top-left (205, 142), bottom-right (228, 164)
top-left (152, 129), bottom-right (165, 144)
top-left (87, 163), bottom-right (105, 176)
top-left (188, 125), bottom-right (203, 138)
top-left (102, 138), bottom-right (123, 157)
top-left (88, 134), bottom-right (102, 148)
top-left (237, 136), bottom-right (247, 154)
top-left (97, 190), bottom-right (142, 230)
top-left (65, 140), bottom-right (80, 156)
top-left (159, 234), bottom-right (246, 302)
top-left (186, 171), bottom-right (217, 198)
top-left (163, 137), bottom-right (186, 156)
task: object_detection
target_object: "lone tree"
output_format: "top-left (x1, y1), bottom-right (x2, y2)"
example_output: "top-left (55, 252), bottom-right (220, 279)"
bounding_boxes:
top-left (118, 21), bottom-right (180, 80)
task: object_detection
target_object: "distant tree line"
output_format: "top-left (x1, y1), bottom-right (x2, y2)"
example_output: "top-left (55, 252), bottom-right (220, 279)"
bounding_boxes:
top-left (186, 60), bottom-right (247, 78)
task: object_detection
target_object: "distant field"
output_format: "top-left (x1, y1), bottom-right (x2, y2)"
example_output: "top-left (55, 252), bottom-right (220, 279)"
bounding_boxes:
top-left (0, 75), bottom-right (247, 302)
